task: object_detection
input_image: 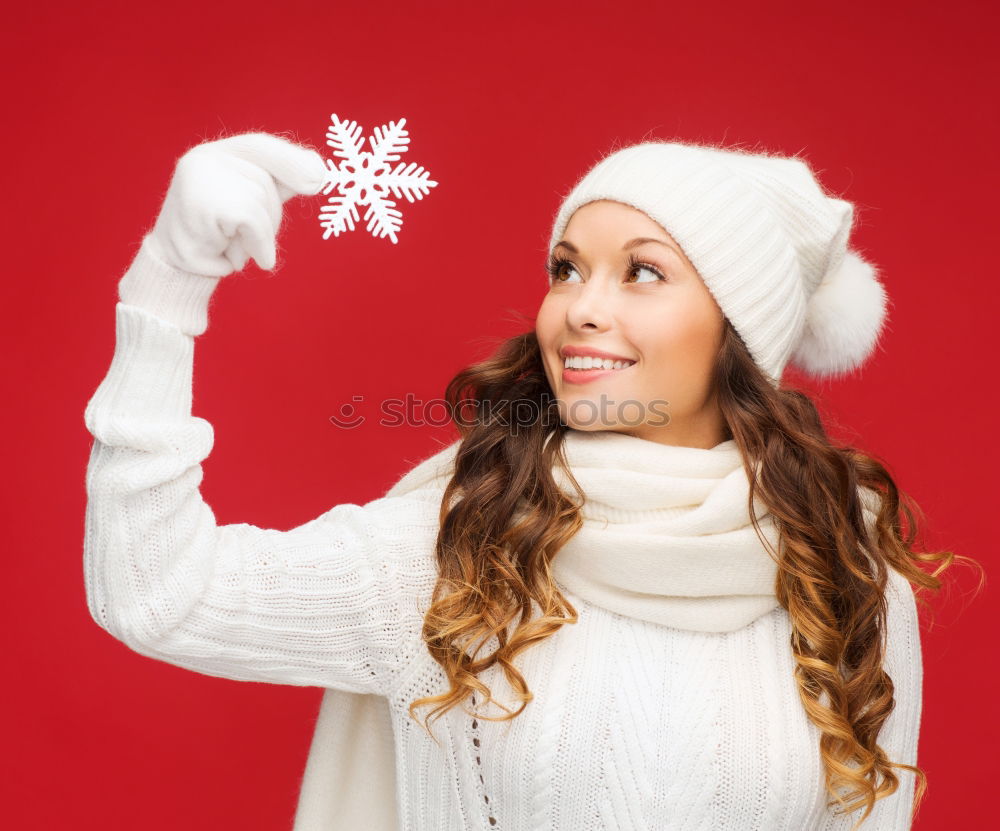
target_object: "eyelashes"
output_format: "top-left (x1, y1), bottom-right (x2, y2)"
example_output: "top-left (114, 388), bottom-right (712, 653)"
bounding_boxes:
top-left (543, 255), bottom-right (571, 281)
top-left (545, 252), bottom-right (666, 284)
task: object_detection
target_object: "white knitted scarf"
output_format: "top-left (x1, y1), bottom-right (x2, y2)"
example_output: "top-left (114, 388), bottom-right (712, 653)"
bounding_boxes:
top-left (549, 428), bottom-right (781, 631)
top-left (293, 428), bottom-right (783, 831)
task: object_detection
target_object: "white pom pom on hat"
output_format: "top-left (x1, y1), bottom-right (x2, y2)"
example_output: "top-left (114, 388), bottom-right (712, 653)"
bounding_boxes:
top-left (547, 140), bottom-right (890, 387)
top-left (789, 249), bottom-right (889, 378)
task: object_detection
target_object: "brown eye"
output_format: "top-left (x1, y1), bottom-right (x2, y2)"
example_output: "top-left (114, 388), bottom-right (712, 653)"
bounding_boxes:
top-left (624, 253), bottom-right (665, 283)
top-left (545, 257), bottom-right (581, 283)
top-left (626, 264), bottom-right (663, 283)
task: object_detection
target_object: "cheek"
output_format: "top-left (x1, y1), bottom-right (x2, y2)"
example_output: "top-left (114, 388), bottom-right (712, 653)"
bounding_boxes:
top-left (534, 298), bottom-right (561, 347)
top-left (634, 304), bottom-right (721, 373)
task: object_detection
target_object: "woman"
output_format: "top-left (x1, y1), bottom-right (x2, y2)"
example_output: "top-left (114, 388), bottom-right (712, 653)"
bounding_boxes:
top-left (83, 133), bottom-right (964, 830)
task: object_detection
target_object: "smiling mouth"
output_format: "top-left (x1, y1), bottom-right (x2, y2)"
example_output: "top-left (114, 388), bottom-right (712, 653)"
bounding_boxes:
top-left (562, 356), bottom-right (637, 371)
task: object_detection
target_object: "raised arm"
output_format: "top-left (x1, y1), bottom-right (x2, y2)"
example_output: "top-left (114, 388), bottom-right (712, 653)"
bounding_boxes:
top-left (83, 135), bottom-right (443, 696)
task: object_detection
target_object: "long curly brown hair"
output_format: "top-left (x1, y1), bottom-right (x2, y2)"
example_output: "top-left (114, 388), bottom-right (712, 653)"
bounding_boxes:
top-left (406, 313), bottom-right (981, 829)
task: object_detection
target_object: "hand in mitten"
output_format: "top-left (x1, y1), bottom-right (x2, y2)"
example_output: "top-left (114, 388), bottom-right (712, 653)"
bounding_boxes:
top-left (119, 132), bottom-right (328, 335)
top-left (148, 132), bottom-right (328, 278)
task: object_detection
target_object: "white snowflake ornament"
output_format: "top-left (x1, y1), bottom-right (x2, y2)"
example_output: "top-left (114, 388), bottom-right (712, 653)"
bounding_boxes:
top-left (317, 114), bottom-right (438, 244)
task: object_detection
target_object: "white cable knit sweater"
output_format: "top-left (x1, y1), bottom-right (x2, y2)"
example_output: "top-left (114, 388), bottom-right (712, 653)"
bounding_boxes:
top-left (83, 237), bottom-right (922, 831)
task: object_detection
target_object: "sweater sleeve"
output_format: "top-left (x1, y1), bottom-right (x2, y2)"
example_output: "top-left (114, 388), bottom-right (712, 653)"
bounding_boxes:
top-left (818, 566), bottom-right (924, 830)
top-left (83, 240), bottom-right (440, 696)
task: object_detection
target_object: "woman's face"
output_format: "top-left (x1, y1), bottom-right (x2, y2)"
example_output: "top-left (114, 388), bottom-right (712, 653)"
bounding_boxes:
top-left (535, 199), bottom-right (729, 448)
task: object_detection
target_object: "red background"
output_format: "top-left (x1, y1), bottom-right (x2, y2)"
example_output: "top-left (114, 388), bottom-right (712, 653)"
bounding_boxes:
top-left (3, 0), bottom-right (996, 827)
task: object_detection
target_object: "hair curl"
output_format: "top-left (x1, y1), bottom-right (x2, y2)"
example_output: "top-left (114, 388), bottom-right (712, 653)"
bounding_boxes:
top-left (407, 314), bottom-right (983, 829)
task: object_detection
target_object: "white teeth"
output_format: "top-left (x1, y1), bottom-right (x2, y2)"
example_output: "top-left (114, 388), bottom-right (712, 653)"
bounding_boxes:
top-left (563, 355), bottom-right (636, 370)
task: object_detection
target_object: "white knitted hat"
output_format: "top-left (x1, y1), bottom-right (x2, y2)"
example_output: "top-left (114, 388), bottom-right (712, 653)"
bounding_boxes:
top-left (547, 140), bottom-right (889, 387)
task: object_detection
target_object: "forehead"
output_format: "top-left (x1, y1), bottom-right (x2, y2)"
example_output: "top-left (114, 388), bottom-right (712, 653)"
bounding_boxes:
top-left (562, 200), bottom-right (678, 244)
top-left (556, 200), bottom-right (690, 266)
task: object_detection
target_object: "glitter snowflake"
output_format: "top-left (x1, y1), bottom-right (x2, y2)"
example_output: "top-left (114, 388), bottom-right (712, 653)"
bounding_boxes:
top-left (317, 114), bottom-right (438, 244)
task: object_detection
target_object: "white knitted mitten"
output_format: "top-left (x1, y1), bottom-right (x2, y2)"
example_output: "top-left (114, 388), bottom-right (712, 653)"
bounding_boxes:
top-left (118, 132), bottom-right (327, 335)
top-left (148, 132), bottom-right (327, 278)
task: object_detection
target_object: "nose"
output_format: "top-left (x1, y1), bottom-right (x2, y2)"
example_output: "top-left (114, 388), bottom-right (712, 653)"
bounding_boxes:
top-left (565, 278), bottom-right (614, 332)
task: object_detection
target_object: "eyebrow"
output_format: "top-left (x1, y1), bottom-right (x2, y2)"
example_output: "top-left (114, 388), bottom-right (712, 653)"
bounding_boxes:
top-left (554, 237), bottom-right (680, 256)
